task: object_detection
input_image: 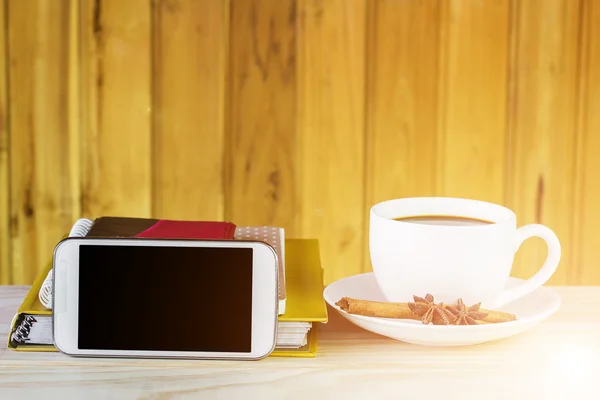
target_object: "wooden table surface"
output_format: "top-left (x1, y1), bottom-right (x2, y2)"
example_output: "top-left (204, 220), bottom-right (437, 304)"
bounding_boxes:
top-left (1, 286), bottom-right (599, 400)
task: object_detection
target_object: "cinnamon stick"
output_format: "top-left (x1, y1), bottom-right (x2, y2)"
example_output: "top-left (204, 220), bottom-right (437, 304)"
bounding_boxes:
top-left (336, 297), bottom-right (516, 324)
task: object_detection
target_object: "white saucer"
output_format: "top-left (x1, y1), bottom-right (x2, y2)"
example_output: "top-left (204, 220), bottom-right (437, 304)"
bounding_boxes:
top-left (324, 273), bottom-right (561, 346)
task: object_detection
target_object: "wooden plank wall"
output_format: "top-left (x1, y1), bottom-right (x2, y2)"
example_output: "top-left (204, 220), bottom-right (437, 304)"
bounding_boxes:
top-left (152, 0), bottom-right (227, 221)
top-left (5, 0), bottom-right (79, 284)
top-left (506, 0), bottom-right (582, 285)
top-left (0, 0), bottom-right (8, 285)
top-left (0, 0), bottom-right (598, 286)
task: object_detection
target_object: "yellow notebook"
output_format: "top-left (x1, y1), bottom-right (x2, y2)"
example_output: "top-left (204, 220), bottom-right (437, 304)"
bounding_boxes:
top-left (271, 238), bottom-right (329, 357)
top-left (7, 238), bottom-right (328, 357)
top-left (7, 255), bottom-right (55, 352)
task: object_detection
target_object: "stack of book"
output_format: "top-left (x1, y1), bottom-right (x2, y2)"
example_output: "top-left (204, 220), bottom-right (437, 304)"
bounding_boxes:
top-left (7, 217), bottom-right (328, 357)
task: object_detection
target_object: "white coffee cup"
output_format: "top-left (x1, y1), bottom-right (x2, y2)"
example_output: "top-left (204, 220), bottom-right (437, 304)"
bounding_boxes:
top-left (369, 197), bottom-right (561, 309)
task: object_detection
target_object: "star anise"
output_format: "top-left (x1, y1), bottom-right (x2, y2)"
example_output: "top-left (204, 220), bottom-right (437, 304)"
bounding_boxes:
top-left (446, 298), bottom-right (489, 325)
top-left (408, 294), bottom-right (457, 325)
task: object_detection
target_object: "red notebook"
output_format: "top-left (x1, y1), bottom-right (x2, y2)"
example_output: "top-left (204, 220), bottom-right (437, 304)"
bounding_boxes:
top-left (85, 216), bottom-right (237, 240)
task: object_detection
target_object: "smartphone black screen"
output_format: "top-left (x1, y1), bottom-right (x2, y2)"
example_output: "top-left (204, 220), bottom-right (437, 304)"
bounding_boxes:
top-left (77, 244), bottom-right (253, 353)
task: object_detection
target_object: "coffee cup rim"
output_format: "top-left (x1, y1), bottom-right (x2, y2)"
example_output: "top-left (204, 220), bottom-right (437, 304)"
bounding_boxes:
top-left (370, 197), bottom-right (516, 227)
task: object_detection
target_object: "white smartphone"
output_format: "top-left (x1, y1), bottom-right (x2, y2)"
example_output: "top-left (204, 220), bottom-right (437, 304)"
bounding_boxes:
top-left (52, 237), bottom-right (279, 360)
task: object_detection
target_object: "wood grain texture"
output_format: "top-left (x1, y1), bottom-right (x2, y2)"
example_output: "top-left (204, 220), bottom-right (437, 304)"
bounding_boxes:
top-left (152, 0), bottom-right (228, 221)
top-left (366, 0), bottom-right (440, 204)
top-left (0, 0), bottom-right (9, 283)
top-left (364, 0), bottom-right (440, 274)
top-left (80, 0), bottom-right (152, 218)
top-left (2, 0), bottom-right (600, 285)
top-left (67, 0), bottom-right (82, 224)
top-left (297, 0), bottom-right (366, 284)
top-left (573, 0), bottom-right (600, 285)
top-left (505, 0), bottom-right (581, 284)
top-left (6, 0), bottom-right (78, 284)
top-left (437, 0), bottom-right (509, 204)
top-left (225, 0), bottom-right (298, 232)
top-left (1, 286), bottom-right (600, 399)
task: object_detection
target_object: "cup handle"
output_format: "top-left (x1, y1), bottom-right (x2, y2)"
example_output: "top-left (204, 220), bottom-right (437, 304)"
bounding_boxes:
top-left (492, 224), bottom-right (561, 308)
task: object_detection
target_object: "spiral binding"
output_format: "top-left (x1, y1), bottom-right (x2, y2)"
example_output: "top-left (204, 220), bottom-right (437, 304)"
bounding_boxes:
top-left (9, 315), bottom-right (37, 346)
top-left (38, 218), bottom-right (94, 309)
